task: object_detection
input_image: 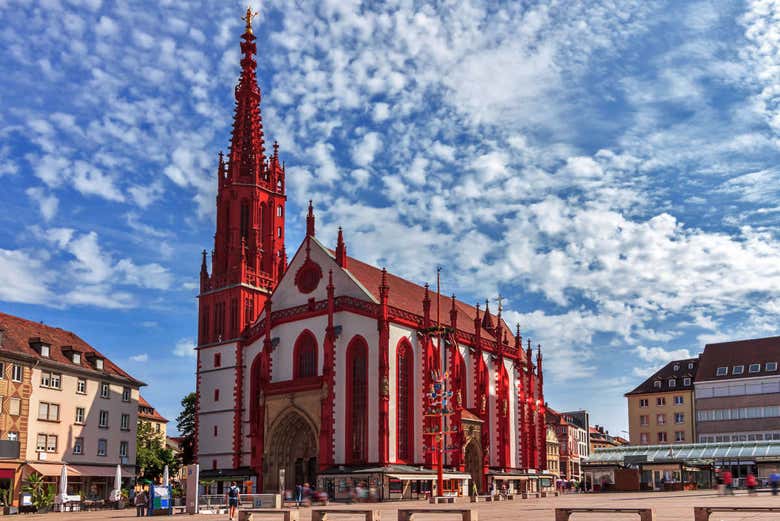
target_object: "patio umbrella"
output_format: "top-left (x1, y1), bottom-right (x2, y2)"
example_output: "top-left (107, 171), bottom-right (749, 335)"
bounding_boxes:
top-left (58, 464), bottom-right (68, 506)
top-left (111, 464), bottom-right (122, 501)
top-left (163, 465), bottom-right (169, 487)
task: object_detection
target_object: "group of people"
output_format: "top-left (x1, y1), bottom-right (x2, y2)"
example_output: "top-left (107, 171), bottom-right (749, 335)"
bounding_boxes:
top-left (284, 482), bottom-right (329, 506)
top-left (556, 479), bottom-right (584, 493)
top-left (715, 469), bottom-right (780, 495)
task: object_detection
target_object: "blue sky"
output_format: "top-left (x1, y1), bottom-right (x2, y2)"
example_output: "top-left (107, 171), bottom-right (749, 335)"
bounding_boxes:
top-left (2, 0), bottom-right (780, 437)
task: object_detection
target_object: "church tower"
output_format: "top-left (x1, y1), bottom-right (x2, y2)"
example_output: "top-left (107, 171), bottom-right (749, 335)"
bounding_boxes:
top-left (198, 9), bottom-right (286, 347)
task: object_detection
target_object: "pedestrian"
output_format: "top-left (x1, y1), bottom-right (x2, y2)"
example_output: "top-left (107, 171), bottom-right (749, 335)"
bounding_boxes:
top-left (722, 470), bottom-right (734, 495)
top-left (472, 482), bottom-right (478, 497)
top-left (746, 473), bottom-right (758, 495)
top-left (771, 472), bottom-right (780, 496)
top-left (134, 488), bottom-right (147, 517)
top-left (227, 480), bottom-right (240, 521)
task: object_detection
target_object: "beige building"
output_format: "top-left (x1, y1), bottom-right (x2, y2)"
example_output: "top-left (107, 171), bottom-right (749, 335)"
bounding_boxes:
top-left (545, 426), bottom-right (560, 477)
top-left (0, 352), bottom-right (32, 504)
top-left (626, 358), bottom-right (697, 445)
top-left (138, 395), bottom-right (168, 439)
top-left (0, 312), bottom-right (144, 502)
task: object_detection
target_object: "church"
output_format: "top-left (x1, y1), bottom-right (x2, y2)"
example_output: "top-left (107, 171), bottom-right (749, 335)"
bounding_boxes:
top-left (195, 12), bottom-right (548, 499)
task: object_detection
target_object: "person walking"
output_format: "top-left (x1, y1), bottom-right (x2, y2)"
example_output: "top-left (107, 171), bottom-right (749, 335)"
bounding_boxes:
top-left (771, 472), bottom-right (780, 496)
top-left (723, 470), bottom-right (734, 495)
top-left (746, 473), bottom-right (758, 495)
top-left (134, 489), bottom-right (147, 517)
top-left (227, 481), bottom-right (240, 521)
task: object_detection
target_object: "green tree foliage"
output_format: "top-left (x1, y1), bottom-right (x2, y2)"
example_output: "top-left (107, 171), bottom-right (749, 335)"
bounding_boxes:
top-left (136, 421), bottom-right (179, 481)
top-left (176, 392), bottom-right (196, 466)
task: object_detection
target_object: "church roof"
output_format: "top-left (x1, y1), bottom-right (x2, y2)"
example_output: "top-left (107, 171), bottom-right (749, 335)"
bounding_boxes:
top-left (0, 312), bottom-right (143, 385)
top-left (342, 254), bottom-right (520, 350)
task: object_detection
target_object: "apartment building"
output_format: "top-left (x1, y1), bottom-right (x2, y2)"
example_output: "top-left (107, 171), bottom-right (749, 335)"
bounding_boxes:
top-left (626, 358), bottom-right (697, 445)
top-left (0, 347), bottom-right (32, 504)
top-left (589, 425), bottom-right (629, 452)
top-left (138, 395), bottom-right (168, 438)
top-left (547, 408), bottom-right (587, 480)
top-left (695, 336), bottom-right (780, 443)
top-left (545, 426), bottom-right (560, 477)
top-left (0, 312), bottom-right (144, 502)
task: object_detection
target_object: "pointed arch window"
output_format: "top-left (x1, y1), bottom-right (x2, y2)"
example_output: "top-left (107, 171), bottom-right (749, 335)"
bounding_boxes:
top-left (346, 337), bottom-right (368, 464)
top-left (397, 340), bottom-right (414, 462)
top-left (240, 201), bottom-right (250, 240)
top-left (293, 331), bottom-right (318, 379)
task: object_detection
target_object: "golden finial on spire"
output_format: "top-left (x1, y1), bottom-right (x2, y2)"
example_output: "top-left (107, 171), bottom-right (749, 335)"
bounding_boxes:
top-left (242, 6), bottom-right (258, 34)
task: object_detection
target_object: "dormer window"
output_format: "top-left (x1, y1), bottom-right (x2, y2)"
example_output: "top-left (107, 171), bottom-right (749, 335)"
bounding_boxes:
top-left (86, 353), bottom-right (104, 371)
top-left (40, 345), bottom-right (50, 357)
top-left (72, 353), bottom-right (81, 365)
top-left (668, 378), bottom-right (676, 387)
top-left (95, 359), bottom-right (103, 370)
top-left (28, 337), bottom-right (51, 357)
top-left (673, 364), bottom-right (679, 371)
top-left (749, 363), bottom-right (761, 373)
top-left (716, 367), bottom-right (728, 376)
top-left (653, 380), bottom-right (662, 388)
top-left (688, 362), bottom-right (694, 370)
top-left (683, 377), bottom-right (691, 386)
top-left (63, 346), bottom-right (82, 365)
top-left (733, 365), bottom-right (744, 375)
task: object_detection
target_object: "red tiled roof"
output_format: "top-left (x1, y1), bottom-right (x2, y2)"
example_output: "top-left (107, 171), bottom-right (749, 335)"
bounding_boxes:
top-left (696, 336), bottom-right (780, 382)
top-left (341, 254), bottom-right (526, 358)
top-left (0, 312), bottom-right (141, 385)
top-left (138, 395), bottom-right (168, 423)
top-left (625, 358), bottom-right (698, 395)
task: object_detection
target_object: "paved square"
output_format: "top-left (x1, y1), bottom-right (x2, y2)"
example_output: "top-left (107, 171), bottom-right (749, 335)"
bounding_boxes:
top-left (17, 491), bottom-right (780, 521)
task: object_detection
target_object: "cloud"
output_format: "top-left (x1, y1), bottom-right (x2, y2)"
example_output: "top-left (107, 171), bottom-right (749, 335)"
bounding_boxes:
top-left (25, 187), bottom-right (59, 221)
top-left (0, 249), bottom-right (53, 305)
top-left (634, 346), bottom-right (692, 364)
top-left (173, 338), bottom-right (196, 358)
top-left (130, 353), bottom-right (149, 362)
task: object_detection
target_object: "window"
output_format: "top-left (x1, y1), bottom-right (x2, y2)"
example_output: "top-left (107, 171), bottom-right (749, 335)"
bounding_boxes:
top-left (675, 412), bottom-right (685, 423)
top-left (640, 415), bottom-right (649, 426)
top-left (688, 362), bottom-right (694, 369)
top-left (640, 433), bottom-right (649, 444)
top-left (668, 378), bottom-right (676, 388)
top-left (213, 425), bottom-right (218, 437)
top-left (47, 435), bottom-right (57, 453)
top-left (36, 434), bottom-right (47, 452)
top-left (674, 395), bottom-right (684, 405)
top-left (40, 345), bottom-right (50, 357)
top-left (214, 389), bottom-right (220, 402)
top-left (100, 382), bottom-right (110, 399)
top-left (97, 439), bottom-right (107, 456)
top-left (683, 377), bottom-right (691, 386)
top-left (749, 363), bottom-right (761, 373)
top-left (768, 362), bottom-right (778, 372)
top-left (656, 397), bottom-right (666, 406)
top-left (95, 358), bottom-right (104, 370)
top-left (397, 340), bottom-right (414, 461)
top-left (277, 205), bottom-right (283, 217)
top-left (214, 353), bottom-right (221, 368)
top-left (293, 331), bottom-right (318, 378)
top-left (72, 352), bottom-right (81, 365)
top-left (122, 387), bottom-right (131, 402)
top-left (120, 441), bottom-right (128, 458)
top-left (639, 399), bottom-right (649, 408)
top-left (11, 364), bottom-right (22, 382)
top-left (155, 423), bottom-right (160, 433)
top-left (277, 226), bottom-right (282, 238)
top-left (716, 367), bottom-right (728, 376)
top-left (77, 378), bottom-right (86, 394)
top-left (75, 407), bottom-right (85, 424)
top-left (9, 398), bottom-right (20, 416)
top-left (656, 414), bottom-right (666, 425)
top-left (38, 402), bottom-right (59, 421)
top-left (346, 337), bottom-right (368, 464)
top-left (657, 432), bottom-right (668, 442)
top-left (40, 371), bottom-right (61, 389)
top-left (120, 414), bottom-right (130, 431)
top-left (36, 434), bottom-right (57, 453)
top-left (675, 431), bottom-right (685, 442)
top-left (653, 380), bottom-right (661, 388)
top-left (98, 410), bottom-right (109, 428)
top-left (7, 432), bottom-right (17, 441)
top-left (733, 365), bottom-right (744, 375)
top-left (673, 364), bottom-right (679, 371)
top-left (73, 437), bottom-right (83, 455)
top-left (0, 361), bottom-right (4, 378)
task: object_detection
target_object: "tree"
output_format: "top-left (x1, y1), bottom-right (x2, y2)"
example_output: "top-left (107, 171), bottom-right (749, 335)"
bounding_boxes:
top-left (136, 421), bottom-right (179, 481)
top-left (176, 392), bottom-right (197, 466)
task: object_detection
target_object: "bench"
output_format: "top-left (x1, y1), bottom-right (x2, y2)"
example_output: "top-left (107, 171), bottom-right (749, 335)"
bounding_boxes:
top-left (555, 508), bottom-right (654, 521)
top-left (469, 496), bottom-right (492, 503)
top-left (239, 508), bottom-right (300, 521)
top-left (312, 510), bottom-right (380, 521)
top-left (430, 496), bottom-right (455, 504)
top-left (694, 506), bottom-right (780, 521)
top-left (172, 505), bottom-right (186, 514)
top-left (521, 492), bottom-right (539, 499)
top-left (398, 509), bottom-right (477, 521)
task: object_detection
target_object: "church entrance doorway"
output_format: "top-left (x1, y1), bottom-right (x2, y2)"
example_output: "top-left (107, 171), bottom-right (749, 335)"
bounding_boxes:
top-left (465, 440), bottom-right (483, 494)
top-left (264, 409), bottom-right (318, 492)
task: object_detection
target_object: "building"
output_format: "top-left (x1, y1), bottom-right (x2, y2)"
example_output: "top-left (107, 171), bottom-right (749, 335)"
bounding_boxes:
top-left (195, 12), bottom-right (548, 498)
top-left (138, 396), bottom-right (168, 438)
top-left (562, 410), bottom-right (590, 460)
top-left (546, 408), bottom-right (586, 480)
top-left (545, 426), bottom-right (560, 477)
top-left (695, 336), bottom-right (780, 443)
top-left (0, 342), bottom-right (32, 505)
top-left (625, 358), bottom-right (697, 446)
top-left (0, 312), bottom-right (143, 503)
top-left (589, 425), bottom-right (628, 453)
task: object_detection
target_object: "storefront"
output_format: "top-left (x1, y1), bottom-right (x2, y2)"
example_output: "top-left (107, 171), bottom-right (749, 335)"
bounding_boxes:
top-left (486, 470), bottom-right (557, 495)
top-left (22, 463), bottom-right (134, 500)
top-left (318, 465), bottom-right (471, 501)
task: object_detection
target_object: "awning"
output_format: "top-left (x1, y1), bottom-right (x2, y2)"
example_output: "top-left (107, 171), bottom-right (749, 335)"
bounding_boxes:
top-left (69, 465), bottom-right (133, 478)
top-left (26, 463), bottom-right (80, 477)
top-left (387, 472), bottom-right (470, 481)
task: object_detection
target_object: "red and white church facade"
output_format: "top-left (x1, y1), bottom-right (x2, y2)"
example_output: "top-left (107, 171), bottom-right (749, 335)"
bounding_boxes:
top-left (195, 14), bottom-right (548, 498)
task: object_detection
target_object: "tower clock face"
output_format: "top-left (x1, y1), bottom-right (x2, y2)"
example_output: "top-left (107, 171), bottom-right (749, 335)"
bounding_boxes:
top-left (295, 259), bottom-right (323, 294)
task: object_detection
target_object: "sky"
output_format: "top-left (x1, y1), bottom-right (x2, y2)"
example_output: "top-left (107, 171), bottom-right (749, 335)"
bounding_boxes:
top-left (1, 0), bottom-right (780, 437)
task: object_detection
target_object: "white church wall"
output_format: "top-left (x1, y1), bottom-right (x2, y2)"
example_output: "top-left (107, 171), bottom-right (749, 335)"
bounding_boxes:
top-left (269, 315), bottom-right (328, 382)
top-left (485, 351), bottom-right (497, 467)
top-left (198, 411), bottom-right (235, 459)
top-left (506, 358), bottom-right (518, 469)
